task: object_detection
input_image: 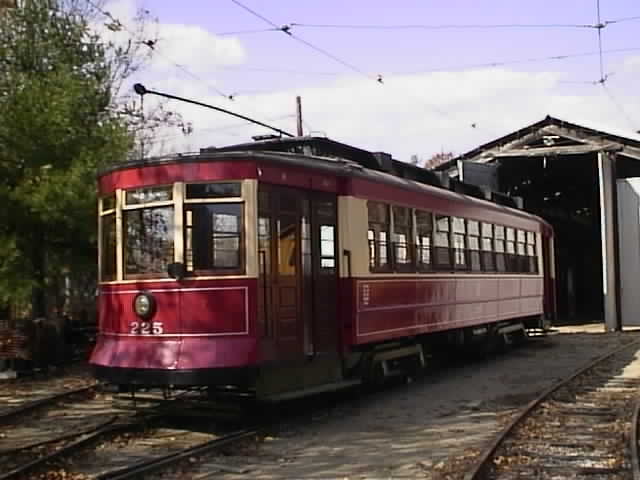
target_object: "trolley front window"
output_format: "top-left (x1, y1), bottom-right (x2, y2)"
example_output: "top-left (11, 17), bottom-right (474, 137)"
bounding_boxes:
top-left (124, 207), bottom-right (175, 277)
top-left (185, 203), bottom-right (244, 273)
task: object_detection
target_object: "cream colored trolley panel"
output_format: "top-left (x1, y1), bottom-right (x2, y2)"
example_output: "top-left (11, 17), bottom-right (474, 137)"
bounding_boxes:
top-left (97, 200), bottom-right (103, 282)
top-left (243, 179), bottom-right (258, 278)
top-left (338, 196), bottom-right (369, 278)
top-left (115, 189), bottom-right (124, 281)
top-left (536, 232), bottom-right (543, 276)
top-left (173, 182), bottom-right (185, 264)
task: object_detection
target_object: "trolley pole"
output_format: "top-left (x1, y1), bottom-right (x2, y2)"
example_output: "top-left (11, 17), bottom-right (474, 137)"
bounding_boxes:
top-left (132, 83), bottom-right (295, 138)
top-left (296, 96), bottom-right (303, 136)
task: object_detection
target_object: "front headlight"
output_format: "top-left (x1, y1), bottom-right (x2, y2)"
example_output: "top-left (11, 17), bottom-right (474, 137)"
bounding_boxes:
top-left (133, 292), bottom-right (155, 319)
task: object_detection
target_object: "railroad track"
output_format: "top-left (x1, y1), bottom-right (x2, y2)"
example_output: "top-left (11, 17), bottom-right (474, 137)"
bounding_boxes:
top-left (0, 383), bottom-right (99, 422)
top-left (465, 339), bottom-right (640, 480)
top-left (1, 414), bottom-right (256, 480)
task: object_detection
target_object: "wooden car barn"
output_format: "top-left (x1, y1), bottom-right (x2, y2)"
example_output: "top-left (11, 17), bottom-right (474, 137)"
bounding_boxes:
top-left (434, 116), bottom-right (640, 332)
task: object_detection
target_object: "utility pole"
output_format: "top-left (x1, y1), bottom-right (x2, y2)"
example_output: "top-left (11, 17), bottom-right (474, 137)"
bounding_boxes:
top-left (296, 96), bottom-right (303, 136)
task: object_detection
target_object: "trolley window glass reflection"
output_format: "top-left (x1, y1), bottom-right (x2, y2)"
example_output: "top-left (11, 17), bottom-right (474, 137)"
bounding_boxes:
top-left (124, 207), bottom-right (175, 277)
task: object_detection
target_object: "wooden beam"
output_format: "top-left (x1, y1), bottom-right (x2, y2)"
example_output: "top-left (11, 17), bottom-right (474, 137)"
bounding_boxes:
top-left (485, 143), bottom-right (622, 158)
top-left (598, 151), bottom-right (620, 332)
top-left (542, 125), bottom-right (640, 159)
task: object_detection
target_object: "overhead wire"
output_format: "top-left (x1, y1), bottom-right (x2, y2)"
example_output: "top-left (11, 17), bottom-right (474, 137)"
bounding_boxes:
top-left (588, 0), bottom-right (639, 131)
top-left (151, 114), bottom-right (296, 142)
top-left (288, 15), bottom-right (640, 31)
top-left (398, 47), bottom-right (640, 76)
top-left (229, 0), bottom-right (382, 83)
top-left (226, 0), bottom-right (493, 133)
top-left (212, 47), bottom-right (640, 89)
top-left (600, 84), bottom-right (638, 132)
top-left (86, 0), bottom-right (309, 147)
top-left (85, 0), bottom-right (234, 100)
top-left (288, 21), bottom-right (599, 31)
top-left (595, 0), bottom-right (606, 82)
top-left (216, 27), bottom-right (280, 36)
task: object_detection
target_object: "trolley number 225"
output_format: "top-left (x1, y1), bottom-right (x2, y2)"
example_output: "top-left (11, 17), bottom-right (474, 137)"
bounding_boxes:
top-left (129, 322), bottom-right (164, 335)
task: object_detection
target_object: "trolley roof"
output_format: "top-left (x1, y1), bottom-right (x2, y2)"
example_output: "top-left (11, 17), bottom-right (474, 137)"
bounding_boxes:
top-left (99, 136), bottom-right (551, 231)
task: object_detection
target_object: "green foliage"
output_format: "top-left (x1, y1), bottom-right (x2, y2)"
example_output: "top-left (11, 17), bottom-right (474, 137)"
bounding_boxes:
top-left (0, 0), bottom-right (146, 312)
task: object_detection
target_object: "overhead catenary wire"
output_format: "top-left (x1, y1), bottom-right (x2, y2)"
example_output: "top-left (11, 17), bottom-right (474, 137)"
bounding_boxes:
top-left (595, 0), bottom-right (606, 82)
top-left (216, 27), bottom-right (280, 36)
top-left (289, 22), bottom-right (599, 31)
top-left (600, 84), bottom-right (638, 132)
top-left (578, 0), bottom-right (640, 132)
top-left (229, 0), bottom-right (382, 83)
top-left (150, 114), bottom-right (296, 142)
top-left (227, 0), bottom-right (471, 130)
top-left (85, 1), bottom-right (297, 143)
top-left (214, 46), bottom-right (640, 81)
top-left (287, 15), bottom-right (640, 31)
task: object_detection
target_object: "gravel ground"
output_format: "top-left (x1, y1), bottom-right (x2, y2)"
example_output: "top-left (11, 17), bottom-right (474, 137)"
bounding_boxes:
top-left (183, 324), bottom-right (640, 480)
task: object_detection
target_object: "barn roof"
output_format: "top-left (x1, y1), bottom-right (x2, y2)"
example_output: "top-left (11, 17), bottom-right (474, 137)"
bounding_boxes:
top-left (434, 115), bottom-right (640, 172)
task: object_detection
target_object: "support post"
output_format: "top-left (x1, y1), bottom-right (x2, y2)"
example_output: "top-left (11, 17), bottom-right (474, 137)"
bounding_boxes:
top-left (296, 96), bottom-right (303, 136)
top-left (598, 151), bottom-right (620, 331)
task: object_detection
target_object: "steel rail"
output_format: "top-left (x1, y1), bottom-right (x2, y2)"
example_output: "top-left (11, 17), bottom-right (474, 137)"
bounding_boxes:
top-left (631, 394), bottom-right (640, 480)
top-left (96, 429), bottom-right (257, 480)
top-left (0, 418), bottom-right (130, 480)
top-left (464, 337), bottom-right (640, 480)
top-left (0, 414), bottom-right (118, 456)
top-left (0, 383), bottom-right (98, 423)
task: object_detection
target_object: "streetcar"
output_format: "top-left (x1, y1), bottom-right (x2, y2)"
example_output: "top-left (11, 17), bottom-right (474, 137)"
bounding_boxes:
top-left (90, 136), bottom-right (555, 400)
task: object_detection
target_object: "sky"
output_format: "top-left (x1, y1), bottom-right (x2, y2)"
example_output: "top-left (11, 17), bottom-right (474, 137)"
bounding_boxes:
top-left (99, 0), bottom-right (640, 162)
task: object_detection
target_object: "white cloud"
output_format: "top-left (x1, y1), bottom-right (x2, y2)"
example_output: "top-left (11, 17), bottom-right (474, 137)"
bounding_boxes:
top-left (144, 65), bottom-right (640, 162)
top-left (149, 24), bottom-right (245, 74)
top-left (623, 56), bottom-right (640, 73)
top-left (98, 0), bottom-right (246, 77)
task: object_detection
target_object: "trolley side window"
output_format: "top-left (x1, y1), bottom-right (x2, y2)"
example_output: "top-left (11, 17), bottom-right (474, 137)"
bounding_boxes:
top-left (434, 215), bottom-right (451, 270)
top-left (415, 210), bottom-right (433, 271)
top-left (527, 231), bottom-right (538, 273)
top-left (494, 225), bottom-right (506, 272)
top-left (367, 201), bottom-right (391, 272)
top-left (481, 223), bottom-right (495, 272)
top-left (516, 230), bottom-right (527, 273)
top-left (467, 220), bottom-right (481, 272)
top-left (392, 206), bottom-right (413, 271)
top-left (505, 227), bottom-right (516, 272)
top-left (452, 217), bottom-right (467, 269)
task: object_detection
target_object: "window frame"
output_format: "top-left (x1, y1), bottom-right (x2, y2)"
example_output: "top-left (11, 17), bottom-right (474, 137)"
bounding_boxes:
top-left (99, 196), bottom-right (117, 282)
top-left (433, 215), bottom-right (452, 270)
top-left (367, 201), bottom-right (392, 273)
top-left (415, 209), bottom-right (433, 272)
top-left (122, 204), bottom-right (176, 280)
top-left (392, 205), bottom-right (414, 272)
top-left (467, 220), bottom-right (481, 272)
top-left (183, 181), bottom-right (246, 276)
top-left (480, 222), bottom-right (495, 272)
top-left (451, 217), bottom-right (468, 271)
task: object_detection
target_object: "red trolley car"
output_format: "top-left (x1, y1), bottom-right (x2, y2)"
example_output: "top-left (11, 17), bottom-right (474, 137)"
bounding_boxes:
top-left (90, 136), bottom-right (556, 400)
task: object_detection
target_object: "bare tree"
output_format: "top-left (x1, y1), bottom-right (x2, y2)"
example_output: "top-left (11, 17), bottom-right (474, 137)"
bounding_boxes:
top-left (424, 151), bottom-right (455, 169)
